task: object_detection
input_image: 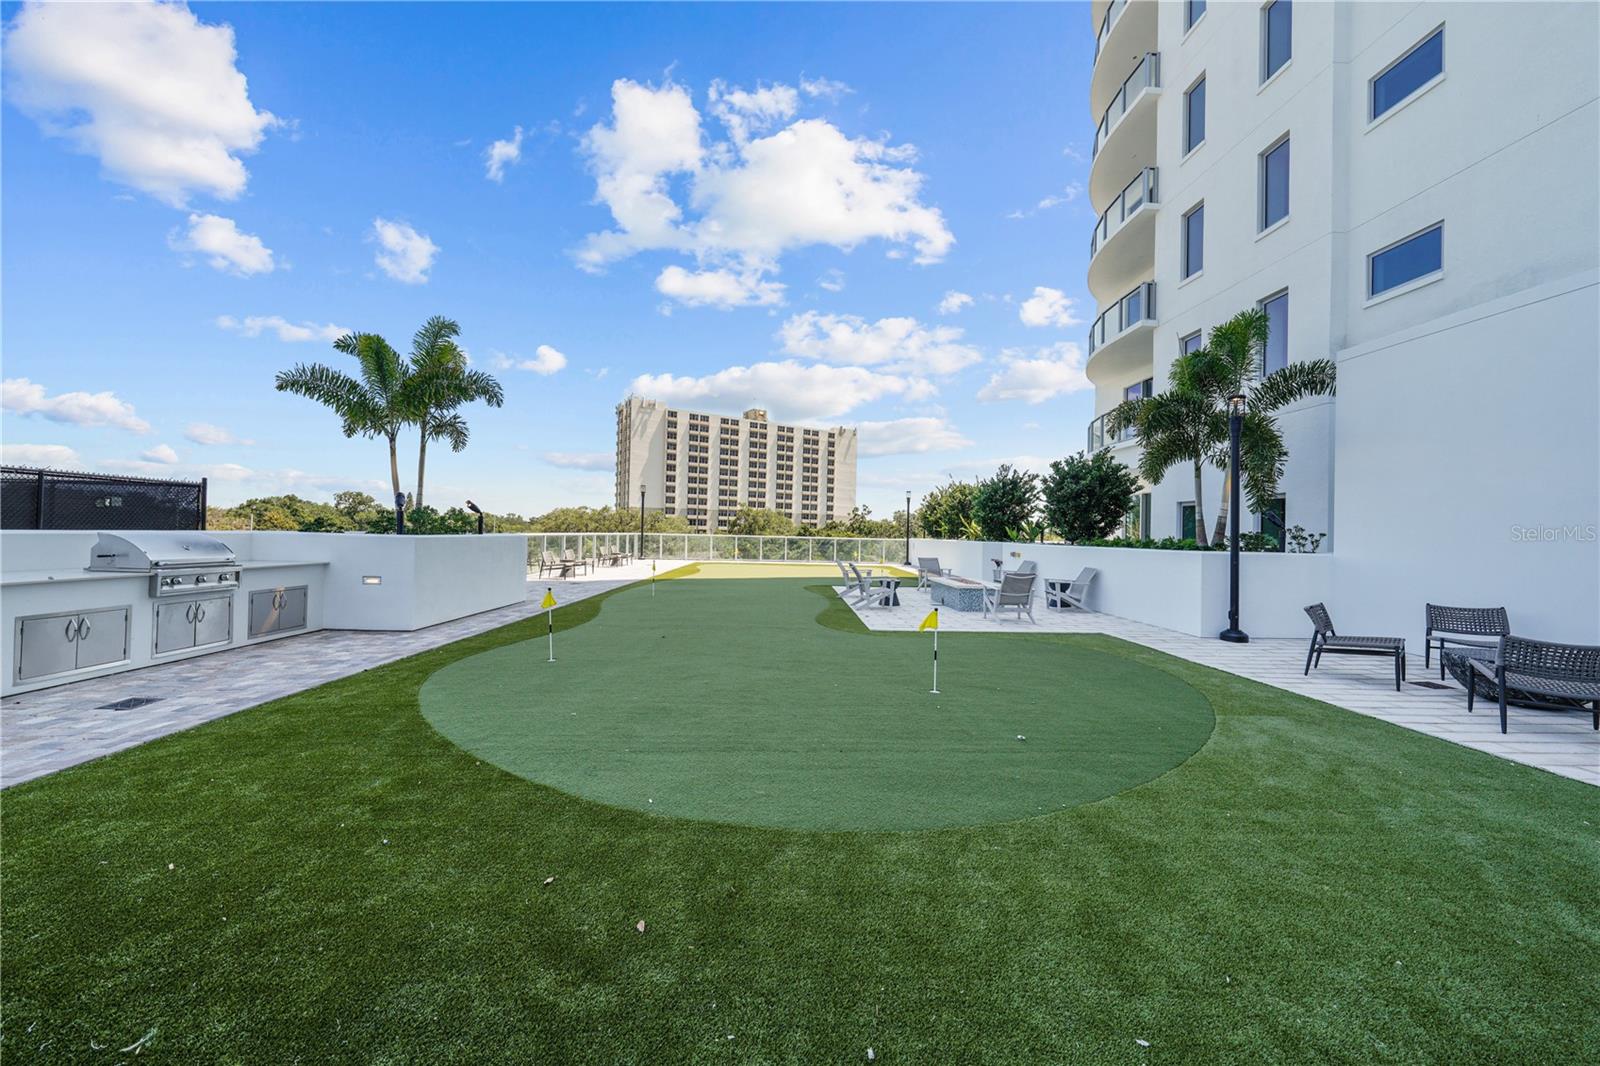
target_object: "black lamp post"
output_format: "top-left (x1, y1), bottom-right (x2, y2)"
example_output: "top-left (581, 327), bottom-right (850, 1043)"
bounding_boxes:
top-left (393, 491), bottom-right (405, 535)
top-left (465, 499), bottom-right (484, 535)
top-left (638, 481), bottom-right (646, 559)
top-left (904, 490), bottom-right (912, 564)
top-left (1219, 393), bottom-right (1250, 643)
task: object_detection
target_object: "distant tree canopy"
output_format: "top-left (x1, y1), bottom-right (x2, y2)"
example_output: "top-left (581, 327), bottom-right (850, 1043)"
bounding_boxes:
top-left (916, 481), bottom-right (977, 539)
top-left (972, 465), bottom-right (1041, 541)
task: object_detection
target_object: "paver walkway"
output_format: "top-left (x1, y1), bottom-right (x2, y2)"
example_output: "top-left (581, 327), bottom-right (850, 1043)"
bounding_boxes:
top-left (0, 564), bottom-right (655, 788)
top-left (839, 583), bottom-right (1598, 787)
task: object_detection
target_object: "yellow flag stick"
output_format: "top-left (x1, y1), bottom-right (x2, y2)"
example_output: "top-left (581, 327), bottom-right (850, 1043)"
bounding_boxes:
top-left (919, 607), bottom-right (940, 694)
top-left (540, 586), bottom-right (558, 662)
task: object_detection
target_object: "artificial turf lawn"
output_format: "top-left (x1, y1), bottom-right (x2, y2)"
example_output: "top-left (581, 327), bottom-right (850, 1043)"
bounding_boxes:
top-left (2, 565), bottom-right (1596, 1063)
top-left (423, 574), bottom-right (1214, 829)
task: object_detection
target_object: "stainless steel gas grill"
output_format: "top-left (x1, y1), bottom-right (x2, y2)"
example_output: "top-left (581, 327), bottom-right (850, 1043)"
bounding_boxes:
top-left (85, 531), bottom-right (241, 598)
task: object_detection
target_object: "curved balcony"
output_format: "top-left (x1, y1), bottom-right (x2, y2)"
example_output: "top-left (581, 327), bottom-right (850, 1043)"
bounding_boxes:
top-left (1087, 281), bottom-right (1156, 385)
top-left (1091, 1), bottom-right (1158, 117)
top-left (1086, 411), bottom-right (1140, 454)
top-left (1088, 167), bottom-right (1158, 304)
top-left (1089, 52), bottom-right (1161, 208)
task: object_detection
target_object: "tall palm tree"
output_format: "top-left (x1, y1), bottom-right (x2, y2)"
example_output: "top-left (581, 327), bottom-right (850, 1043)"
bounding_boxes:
top-left (1185, 309), bottom-right (1337, 545)
top-left (407, 316), bottom-right (503, 510)
top-left (275, 333), bottom-right (413, 501)
top-left (1106, 380), bottom-right (1219, 545)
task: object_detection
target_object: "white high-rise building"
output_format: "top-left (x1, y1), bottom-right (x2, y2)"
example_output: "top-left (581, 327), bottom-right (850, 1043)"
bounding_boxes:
top-left (616, 396), bottom-right (859, 531)
top-left (1084, 0), bottom-right (1599, 639)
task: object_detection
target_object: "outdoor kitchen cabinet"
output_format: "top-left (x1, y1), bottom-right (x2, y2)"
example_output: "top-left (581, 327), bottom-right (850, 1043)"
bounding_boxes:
top-left (248, 586), bottom-right (308, 639)
top-left (153, 594), bottom-right (233, 655)
top-left (14, 606), bottom-right (130, 682)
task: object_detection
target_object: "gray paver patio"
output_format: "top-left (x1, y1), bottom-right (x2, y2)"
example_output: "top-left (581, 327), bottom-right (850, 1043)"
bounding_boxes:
top-left (839, 583), bottom-right (1598, 787)
top-left (0, 564), bottom-right (654, 789)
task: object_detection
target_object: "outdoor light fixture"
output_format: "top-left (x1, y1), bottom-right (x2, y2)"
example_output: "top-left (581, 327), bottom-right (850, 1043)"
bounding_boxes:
top-left (905, 490), bottom-right (913, 565)
top-left (1220, 393), bottom-right (1250, 643)
top-left (639, 480), bottom-right (647, 556)
top-left (465, 499), bottom-right (484, 535)
top-left (362, 575), bottom-right (382, 586)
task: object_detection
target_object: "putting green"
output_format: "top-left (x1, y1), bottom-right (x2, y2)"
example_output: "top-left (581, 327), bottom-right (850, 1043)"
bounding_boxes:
top-left (421, 573), bottom-right (1214, 830)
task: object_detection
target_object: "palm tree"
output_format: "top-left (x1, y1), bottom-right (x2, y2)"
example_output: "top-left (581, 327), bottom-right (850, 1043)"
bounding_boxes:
top-left (1106, 380), bottom-right (1218, 545)
top-left (406, 316), bottom-right (504, 510)
top-left (1106, 307), bottom-right (1336, 548)
top-left (275, 333), bottom-right (414, 501)
top-left (1185, 309), bottom-right (1337, 545)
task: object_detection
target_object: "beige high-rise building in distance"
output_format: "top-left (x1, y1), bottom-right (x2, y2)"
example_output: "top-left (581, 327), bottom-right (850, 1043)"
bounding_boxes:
top-left (615, 396), bottom-right (858, 531)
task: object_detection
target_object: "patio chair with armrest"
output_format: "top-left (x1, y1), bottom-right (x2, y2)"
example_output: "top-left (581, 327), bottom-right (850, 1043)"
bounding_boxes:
top-left (1047, 568), bottom-right (1098, 611)
top-left (1425, 604), bottom-right (1510, 678)
top-left (1303, 603), bottom-right (1406, 691)
top-left (847, 562), bottom-right (894, 606)
top-left (983, 572), bottom-right (1038, 623)
top-left (1467, 635), bottom-right (1600, 734)
top-left (916, 557), bottom-right (951, 589)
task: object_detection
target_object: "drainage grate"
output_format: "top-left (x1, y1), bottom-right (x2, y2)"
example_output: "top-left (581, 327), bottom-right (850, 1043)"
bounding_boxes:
top-left (96, 697), bottom-right (163, 711)
top-left (1408, 681), bottom-right (1452, 690)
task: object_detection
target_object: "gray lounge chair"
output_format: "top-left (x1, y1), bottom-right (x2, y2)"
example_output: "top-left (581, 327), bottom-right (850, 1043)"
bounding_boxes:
top-left (1047, 568), bottom-right (1098, 611)
top-left (983, 572), bottom-right (1037, 623)
top-left (847, 562), bottom-right (895, 606)
top-left (538, 550), bottom-right (564, 578)
top-left (1303, 603), bottom-right (1406, 691)
top-left (916, 556), bottom-right (951, 588)
top-left (1467, 635), bottom-right (1600, 733)
top-left (1425, 604), bottom-right (1510, 678)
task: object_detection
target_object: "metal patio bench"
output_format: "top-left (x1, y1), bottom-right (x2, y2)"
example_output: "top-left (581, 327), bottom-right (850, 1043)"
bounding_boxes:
top-left (1425, 604), bottom-right (1510, 678)
top-left (1466, 635), bottom-right (1600, 733)
top-left (1303, 603), bottom-right (1406, 691)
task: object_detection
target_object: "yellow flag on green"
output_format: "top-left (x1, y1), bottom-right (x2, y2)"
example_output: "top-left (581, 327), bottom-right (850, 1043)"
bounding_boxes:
top-left (918, 609), bottom-right (939, 632)
top-left (540, 589), bottom-right (557, 610)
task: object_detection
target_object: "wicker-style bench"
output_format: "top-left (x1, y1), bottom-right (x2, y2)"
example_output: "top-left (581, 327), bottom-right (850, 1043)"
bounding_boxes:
top-left (1467, 635), bottom-right (1600, 734)
top-left (1425, 604), bottom-right (1510, 679)
top-left (1303, 603), bottom-right (1406, 691)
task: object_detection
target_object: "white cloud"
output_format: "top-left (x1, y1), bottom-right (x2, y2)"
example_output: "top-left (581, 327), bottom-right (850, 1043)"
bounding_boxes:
top-left (857, 417), bottom-right (973, 457)
top-left (576, 78), bottom-right (952, 302)
top-left (976, 342), bottom-right (1091, 404)
top-left (817, 269), bottom-right (846, 293)
top-left (1007, 183), bottom-right (1083, 220)
top-left (938, 290), bottom-right (973, 315)
top-left (170, 213), bottom-right (274, 276)
top-left (485, 125), bottom-right (524, 182)
top-left (2, 377), bottom-right (150, 432)
top-left (630, 360), bottom-right (933, 423)
top-left (1018, 286), bottom-right (1082, 329)
top-left (778, 311), bottom-right (981, 376)
top-left (799, 76), bottom-right (853, 101)
top-left (1, 443), bottom-right (80, 467)
top-left (216, 314), bottom-right (347, 343)
top-left (490, 345), bottom-right (567, 375)
top-left (140, 443), bottom-right (180, 464)
top-left (185, 422), bottom-right (253, 446)
top-left (541, 451), bottom-right (613, 471)
top-left (371, 218), bottom-right (439, 284)
top-left (2, 0), bottom-right (278, 206)
top-left (655, 265), bottom-right (785, 309)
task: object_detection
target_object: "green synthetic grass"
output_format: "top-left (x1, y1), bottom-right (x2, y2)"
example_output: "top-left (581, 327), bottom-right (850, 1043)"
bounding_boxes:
top-left (3, 566), bottom-right (1597, 1063)
top-left (423, 576), bottom-right (1213, 829)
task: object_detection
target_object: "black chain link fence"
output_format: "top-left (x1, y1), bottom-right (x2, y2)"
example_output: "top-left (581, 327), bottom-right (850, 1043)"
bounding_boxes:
top-left (2, 466), bottom-right (207, 531)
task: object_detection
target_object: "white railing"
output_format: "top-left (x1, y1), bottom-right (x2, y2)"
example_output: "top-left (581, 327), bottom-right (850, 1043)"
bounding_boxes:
top-left (1088, 281), bottom-right (1157, 355)
top-left (1090, 167), bottom-right (1158, 259)
top-left (1091, 52), bottom-right (1160, 159)
top-left (1093, 0), bottom-right (1129, 61)
top-left (527, 533), bottom-right (909, 570)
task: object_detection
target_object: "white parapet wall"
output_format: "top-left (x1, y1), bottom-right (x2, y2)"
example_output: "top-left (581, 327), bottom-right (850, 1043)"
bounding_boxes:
top-left (1, 530), bottom-right (529, 696)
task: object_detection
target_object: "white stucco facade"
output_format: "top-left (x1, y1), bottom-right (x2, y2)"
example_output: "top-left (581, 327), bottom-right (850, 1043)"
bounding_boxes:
top-left (1086, 0), bottom-right (1600, 641)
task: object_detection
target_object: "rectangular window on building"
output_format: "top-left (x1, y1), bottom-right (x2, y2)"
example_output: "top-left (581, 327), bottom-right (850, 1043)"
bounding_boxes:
top-left (1372, 27), bottom-right (1444, 120)
top-left (1260, 136), bottom-right (1289, 230)
top-left (1179, 502), bottom-right (1197, 542)
top-left (1259, 290), bottom-right (1288, 373)
top-left (1185, 0), bottom-right (1206, 30)
top-left (1369, 223), bottom-right (1443, 297)
top-left (1182, 203), bottom-right (1204, 278)
top-left (1262, 0), bottom-right (1292, 81)
top-left (1180, 330), bottom-right (1204, 355)
top-left (1184, 77), bottom-right (1206, 153)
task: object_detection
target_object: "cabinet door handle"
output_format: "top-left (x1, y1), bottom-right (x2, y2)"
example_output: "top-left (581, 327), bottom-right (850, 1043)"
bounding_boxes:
top-left (196, 605), bottom-right (206, 623)
top-left (186, 603), bottom-right (196, 624)
top-left (77, 617), bottom-right (91, 641)
top-left (65, 618), bottom-right (78, 642)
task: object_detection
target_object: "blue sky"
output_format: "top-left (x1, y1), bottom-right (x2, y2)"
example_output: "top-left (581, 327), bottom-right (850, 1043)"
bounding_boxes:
top-left (2, 1), bottom-right (1097, 516)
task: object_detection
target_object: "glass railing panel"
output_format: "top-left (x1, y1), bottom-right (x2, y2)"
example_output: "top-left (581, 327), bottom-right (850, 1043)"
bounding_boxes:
top-left (1091, 53), bottom-right (1160, 160)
